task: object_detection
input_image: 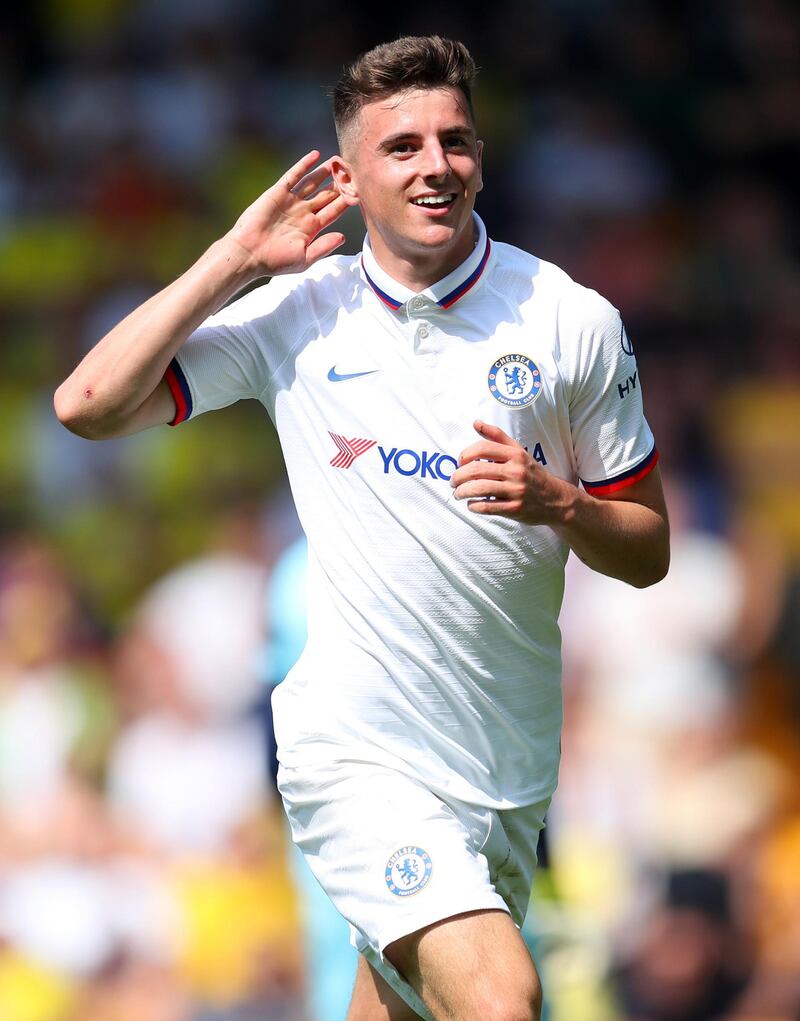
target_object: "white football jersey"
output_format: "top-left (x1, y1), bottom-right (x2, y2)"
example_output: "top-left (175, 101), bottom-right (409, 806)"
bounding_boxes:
top-left (166, 215), bottom-right (657, 808)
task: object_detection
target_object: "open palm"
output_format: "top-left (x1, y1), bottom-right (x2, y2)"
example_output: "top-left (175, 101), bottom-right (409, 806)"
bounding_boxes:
top-left (227, 150), bottom-right (350, 276)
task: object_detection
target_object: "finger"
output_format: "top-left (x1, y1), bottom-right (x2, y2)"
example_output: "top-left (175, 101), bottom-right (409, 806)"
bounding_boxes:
top-left (450, 461), bottom-right (508, 487)
top-left (307, 187), bottom-right (339, 214)
top-left (473, 419), bottom-right (522, 447)
top-left (466, 499), bottom-right (519, 516)
top-left (315, 194), bottom-right (350, 230)
top-left (453, 479), bottom-right (510, 501)
top-left (282, 150), bottom-right (323, 191)
top-left (305, 231), bottom-right (346, 265)
top-left (459, 440), bottom-right (514, 466)
top-left (291, 159), bottom-right (335, 197)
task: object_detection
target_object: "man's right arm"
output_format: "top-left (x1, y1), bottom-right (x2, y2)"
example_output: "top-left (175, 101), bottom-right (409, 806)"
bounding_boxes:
top-left (54, 151), bottom-right (348, 440)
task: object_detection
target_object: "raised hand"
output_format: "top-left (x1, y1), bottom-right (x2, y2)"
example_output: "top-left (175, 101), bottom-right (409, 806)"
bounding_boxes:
top-left (451, 420), bottom-right (573, 525)
top-left (227, 150), bottom-right (350, 276)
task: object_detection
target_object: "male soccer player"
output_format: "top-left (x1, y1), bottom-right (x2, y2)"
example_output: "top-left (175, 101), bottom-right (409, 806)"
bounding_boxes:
top-left (55, 36), bottom-right (669, 1021)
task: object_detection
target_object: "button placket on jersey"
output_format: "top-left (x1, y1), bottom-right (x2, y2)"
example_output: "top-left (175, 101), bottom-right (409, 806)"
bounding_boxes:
top-left (407, 296), bottom-right (436, 358)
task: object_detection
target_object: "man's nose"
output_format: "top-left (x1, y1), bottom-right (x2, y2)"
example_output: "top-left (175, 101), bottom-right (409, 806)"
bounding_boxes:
top-left (421, 142), bottom-right (450, 178)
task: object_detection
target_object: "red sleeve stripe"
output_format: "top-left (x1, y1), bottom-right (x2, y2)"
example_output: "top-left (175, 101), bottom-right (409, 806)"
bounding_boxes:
top-left (582, 446), bottom-right (659, 496)
top-left (164, 358), bottom-right (192, 426)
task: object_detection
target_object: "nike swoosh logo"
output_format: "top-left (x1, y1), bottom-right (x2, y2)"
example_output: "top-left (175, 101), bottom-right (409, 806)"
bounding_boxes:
top-left (327, 366), bottom-right (378, 383)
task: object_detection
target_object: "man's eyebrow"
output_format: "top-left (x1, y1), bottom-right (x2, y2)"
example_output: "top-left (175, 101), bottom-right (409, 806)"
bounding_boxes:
top-left (377, 132), bottom-right (416, 151)
top-left (377, 125), bottom-right (475, 151)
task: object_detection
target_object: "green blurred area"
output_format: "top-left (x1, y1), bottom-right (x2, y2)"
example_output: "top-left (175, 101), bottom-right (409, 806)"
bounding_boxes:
top-left (0, 152), bottom-right (292, 623)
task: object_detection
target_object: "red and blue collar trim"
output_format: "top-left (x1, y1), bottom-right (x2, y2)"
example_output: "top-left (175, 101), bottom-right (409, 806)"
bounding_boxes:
top-left (361, 214), bottom-right (491, 312)
top-left (438, 238), bottom-right (491, 309)
top-left (361, 267), bottom-right (403, 311)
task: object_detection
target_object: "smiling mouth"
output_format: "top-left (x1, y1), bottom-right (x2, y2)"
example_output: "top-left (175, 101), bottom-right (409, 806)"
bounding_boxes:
top-left (410, 194), bottom-right (456, 210)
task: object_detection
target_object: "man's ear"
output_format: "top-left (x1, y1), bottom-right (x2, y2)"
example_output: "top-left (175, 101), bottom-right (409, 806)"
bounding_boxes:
top-left (330, 155), bottom-right (360, 206)
top-left (476, 139), bottom-right (484, 194)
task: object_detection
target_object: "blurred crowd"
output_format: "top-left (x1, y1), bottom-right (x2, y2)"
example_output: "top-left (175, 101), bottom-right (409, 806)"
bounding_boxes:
top-left (1, 1), bottom-right (798, 1019)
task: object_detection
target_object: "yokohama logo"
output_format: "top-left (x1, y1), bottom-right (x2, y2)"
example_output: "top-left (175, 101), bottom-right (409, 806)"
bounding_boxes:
top-left (328, 432), bottom-right (377, 469)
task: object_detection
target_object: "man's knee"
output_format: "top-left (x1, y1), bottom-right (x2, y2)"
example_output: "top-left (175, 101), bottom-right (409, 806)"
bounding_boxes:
top-left (463, 977), bottom-right (542, 1021)
top-left (423, 957), bottom-right (542, 1021)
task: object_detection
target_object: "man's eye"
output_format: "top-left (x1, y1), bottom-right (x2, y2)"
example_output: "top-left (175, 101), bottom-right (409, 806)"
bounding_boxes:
top-left (444, 137), bottom-right (467, 147)
top-left (392, 143), bottom-right (414, 154)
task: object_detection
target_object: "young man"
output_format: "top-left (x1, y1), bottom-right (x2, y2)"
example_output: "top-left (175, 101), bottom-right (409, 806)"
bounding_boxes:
top-left (55, 36), bottom-right (669, 1021)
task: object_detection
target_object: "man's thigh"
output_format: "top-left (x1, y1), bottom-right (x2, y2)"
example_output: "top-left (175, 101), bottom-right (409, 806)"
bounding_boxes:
top-left (347, 956), bottom-right (425, 1021)
top-left (386, 908), bottom-right (542, 1021)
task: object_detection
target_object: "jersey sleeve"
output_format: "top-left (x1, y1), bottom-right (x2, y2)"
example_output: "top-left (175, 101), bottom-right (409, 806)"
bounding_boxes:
top-left (164, 280), bottom-right (288, 426)
top-left (563, 293), bottom-right (658, 495)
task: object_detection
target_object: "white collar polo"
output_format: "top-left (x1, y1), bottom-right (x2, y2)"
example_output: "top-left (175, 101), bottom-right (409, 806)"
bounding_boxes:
top-left (360, 213), bottom-right (491, 313)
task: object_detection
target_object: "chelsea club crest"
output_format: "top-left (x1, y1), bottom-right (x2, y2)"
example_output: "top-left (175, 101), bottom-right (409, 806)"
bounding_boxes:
top-left (385, 846), bottom-right (433, 897)
top-left (488, 354), bottom-right (542, 408)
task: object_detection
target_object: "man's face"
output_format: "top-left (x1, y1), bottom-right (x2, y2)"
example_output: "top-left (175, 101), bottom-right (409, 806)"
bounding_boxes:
top-left (333, 87), bottom-right (483, 279)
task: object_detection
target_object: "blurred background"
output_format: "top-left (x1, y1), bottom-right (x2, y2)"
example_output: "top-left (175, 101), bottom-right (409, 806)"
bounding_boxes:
top-left (1, 1), bottom-right (798, 1019)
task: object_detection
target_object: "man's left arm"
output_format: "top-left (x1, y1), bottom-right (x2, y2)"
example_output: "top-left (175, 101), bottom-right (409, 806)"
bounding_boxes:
top-left (451, 420), bottom-right (669, 589)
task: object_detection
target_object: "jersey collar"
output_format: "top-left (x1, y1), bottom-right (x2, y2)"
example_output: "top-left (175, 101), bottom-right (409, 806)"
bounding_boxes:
top-left (361, 214), bottom-right (491, 312)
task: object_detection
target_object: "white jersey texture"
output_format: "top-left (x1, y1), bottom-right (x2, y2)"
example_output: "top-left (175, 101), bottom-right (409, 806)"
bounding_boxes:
top-left (166, 214), bottom-right (657, 809)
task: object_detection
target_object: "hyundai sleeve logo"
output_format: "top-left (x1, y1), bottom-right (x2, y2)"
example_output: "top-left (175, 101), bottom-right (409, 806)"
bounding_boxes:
top-left (327, 366), bottom-right (378, 382)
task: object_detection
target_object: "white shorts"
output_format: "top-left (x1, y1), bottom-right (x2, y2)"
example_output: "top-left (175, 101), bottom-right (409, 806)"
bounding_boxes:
top-left (278, 759), bottom-right (549, 1019)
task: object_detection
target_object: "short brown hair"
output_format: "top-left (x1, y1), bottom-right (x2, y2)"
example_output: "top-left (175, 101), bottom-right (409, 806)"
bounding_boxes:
top-left (332, 36), bottom-right (478, 150)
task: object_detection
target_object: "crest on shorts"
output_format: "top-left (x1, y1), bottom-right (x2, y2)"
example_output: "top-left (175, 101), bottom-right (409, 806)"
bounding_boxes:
top-left (385, 846), bottom-right (432, 897)
top-left (488, 354), bottom-right (542, 408)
